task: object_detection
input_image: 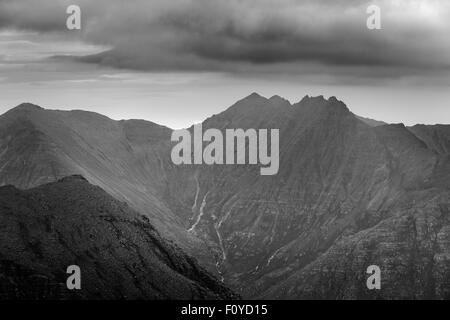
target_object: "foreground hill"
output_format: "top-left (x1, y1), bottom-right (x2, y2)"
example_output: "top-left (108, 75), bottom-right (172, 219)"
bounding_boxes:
top-left (0, 175), bottom-right (236, 299)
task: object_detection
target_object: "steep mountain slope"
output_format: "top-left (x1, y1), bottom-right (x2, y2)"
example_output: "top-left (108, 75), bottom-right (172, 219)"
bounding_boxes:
top-left (0, 175), bottom-right (236, 299)
top-left (0, 103), bottom-right (214, 272)
top-left (408, 124), bottom-right (450, 189)
top-left (262, 188), bottom-right (450, 299)
top-left (162, 94), bottom-right (450, 298)
top-left (409, 124), bottom-right (450, 155)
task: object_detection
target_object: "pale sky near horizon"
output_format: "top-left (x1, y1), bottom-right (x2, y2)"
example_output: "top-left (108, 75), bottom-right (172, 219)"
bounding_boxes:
top-left (1, 0), bottom-right (449, 129)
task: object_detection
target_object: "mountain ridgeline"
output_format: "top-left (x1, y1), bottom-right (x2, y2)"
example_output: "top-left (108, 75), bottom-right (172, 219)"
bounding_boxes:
top-left (0, 94), bottom-right (449, 299)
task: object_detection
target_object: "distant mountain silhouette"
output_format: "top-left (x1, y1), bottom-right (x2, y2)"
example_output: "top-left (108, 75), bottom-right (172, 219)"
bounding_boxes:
top-left (0, 175), bottom-right (237, 299)
top-left (0, 95), bottom-right (449, 299)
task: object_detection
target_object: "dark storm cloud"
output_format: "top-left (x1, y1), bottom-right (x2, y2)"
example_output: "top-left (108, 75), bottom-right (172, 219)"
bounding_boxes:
top-left (0, 0), bottom-right (68, 31)
top-left (1, 0), bottom-right (450, 77)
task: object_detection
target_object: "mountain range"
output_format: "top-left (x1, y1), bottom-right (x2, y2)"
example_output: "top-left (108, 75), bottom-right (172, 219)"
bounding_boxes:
top-left (0, 94), bottom-right (449, 299)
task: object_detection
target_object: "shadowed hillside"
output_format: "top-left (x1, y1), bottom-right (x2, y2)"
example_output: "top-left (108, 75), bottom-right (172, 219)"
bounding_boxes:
top-left (0, 175), bottom-right (237, 300)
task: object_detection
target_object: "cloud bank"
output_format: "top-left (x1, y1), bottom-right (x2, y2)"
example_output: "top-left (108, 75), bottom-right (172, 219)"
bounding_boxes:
top-left (1, 0), bottom-right (450, 81)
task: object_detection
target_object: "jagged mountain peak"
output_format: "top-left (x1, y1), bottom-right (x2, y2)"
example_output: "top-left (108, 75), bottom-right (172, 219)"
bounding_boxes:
top-left (291, 94), bottom-right (351, 124)
top-left (235, 92), bottom-right (268, 105)
top-left (297, 94), bottom-right (324, 104)
top-left (201, 92), bottom-right (358, 133)
top-left (269, 95), bottom-right (292, 108)
top-left (295, 94), bottom-right (349, 110)
top-left (13, 102), bottom-right (44, 111)
top-left (232, 92), bottom-right (293, 108)
top-left (248, 91), bottom-right (265, 99)
top-left (232, 92), bottom-right (267, 105)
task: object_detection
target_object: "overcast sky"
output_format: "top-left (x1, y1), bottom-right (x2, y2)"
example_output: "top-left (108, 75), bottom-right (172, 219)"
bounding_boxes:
top-left (0, 0), bottom-right (449, 128)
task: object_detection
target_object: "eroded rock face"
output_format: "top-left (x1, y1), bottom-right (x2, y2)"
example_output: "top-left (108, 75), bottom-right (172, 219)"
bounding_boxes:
top-left (163, 94), bottom-right (450, 299)
top-left (0, 176), bottom-right (237, 300)
top-left (261, 191), bottom-right (450, 299)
